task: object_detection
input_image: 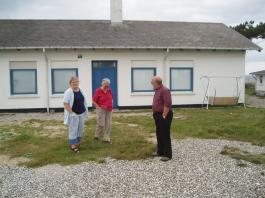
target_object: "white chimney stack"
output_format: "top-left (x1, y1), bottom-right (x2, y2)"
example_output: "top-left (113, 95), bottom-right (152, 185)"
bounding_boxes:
top-left (111, 0), bottom-right (123, 24)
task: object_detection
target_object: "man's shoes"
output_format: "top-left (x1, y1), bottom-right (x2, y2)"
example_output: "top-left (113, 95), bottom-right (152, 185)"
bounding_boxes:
top-left (160, 157), bottom-right (171, 162)
top-left (152, 152), bottom-right (161, 157)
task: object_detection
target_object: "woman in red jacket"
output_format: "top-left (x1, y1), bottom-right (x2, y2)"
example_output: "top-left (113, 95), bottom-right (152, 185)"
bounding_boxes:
top-left (92, 78), bottom-right (113, 143)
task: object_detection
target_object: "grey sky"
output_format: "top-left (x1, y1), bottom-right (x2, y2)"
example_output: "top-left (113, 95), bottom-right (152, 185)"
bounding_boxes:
top-left (0, 0), bottom-right (264, 73)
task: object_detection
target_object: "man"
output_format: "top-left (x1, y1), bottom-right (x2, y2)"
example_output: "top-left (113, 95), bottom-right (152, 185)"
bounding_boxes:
top-left (151, 76), bottom-right (173, 162)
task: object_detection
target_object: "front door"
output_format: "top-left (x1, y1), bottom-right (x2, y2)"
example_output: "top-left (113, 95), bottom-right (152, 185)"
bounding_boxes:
top-left (92, 61), bottom-right (118, 108)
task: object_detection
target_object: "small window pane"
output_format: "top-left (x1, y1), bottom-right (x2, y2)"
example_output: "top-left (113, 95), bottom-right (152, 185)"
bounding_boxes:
top-left (171, 68), bottom-right (193, 91)
top-left (132, 68), bottom-right (155, 92)
top-left (93, 61), bottom-right (117, 68)
top-left (52, 69), bottom-right (78, 94)
top-left (11, 70), bottom-right (37, 94)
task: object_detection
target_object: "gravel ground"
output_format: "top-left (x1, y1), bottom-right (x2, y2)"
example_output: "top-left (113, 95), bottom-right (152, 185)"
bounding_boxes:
top-left (1, 139), bottom-right (265, 198)
top-left (246, 95), bottom-right (265, 108)
top-left (0, 111), bottom-right (153, 126)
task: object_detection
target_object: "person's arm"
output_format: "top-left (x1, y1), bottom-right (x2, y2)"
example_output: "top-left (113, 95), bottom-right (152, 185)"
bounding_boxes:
top-left (162, 89), bottom-right (171, 119)
top-left (110, 90), bottom-right (114, 105)
top-left (63, 89), bottom-right (73, 113)
top-left (92, 89), bottom-right (100, 108)
top-left (92, 100), bottom-right (100, 108)
top-left (64, 103), bottom-right (73, 113)
top-left (163, 105), bottom-right (169, 119)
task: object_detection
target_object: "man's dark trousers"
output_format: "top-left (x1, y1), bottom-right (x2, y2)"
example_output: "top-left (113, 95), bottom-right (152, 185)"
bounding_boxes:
top-left (153, 111), bottom-right (173, 159)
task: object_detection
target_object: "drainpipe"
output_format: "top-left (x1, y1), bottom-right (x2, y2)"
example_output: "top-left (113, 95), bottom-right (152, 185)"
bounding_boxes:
top-left (163, 48), bottom-right (170, 86)
top-left (43, 48), bottom-right (50, 113)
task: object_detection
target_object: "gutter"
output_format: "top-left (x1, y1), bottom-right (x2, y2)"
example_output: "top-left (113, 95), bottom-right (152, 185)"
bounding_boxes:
top-left (163, 48), bottom-right (170, 85)
top-left (0, 46), bottom-right (262, 51)
top-left (43, 48), bottom-right (50, 113)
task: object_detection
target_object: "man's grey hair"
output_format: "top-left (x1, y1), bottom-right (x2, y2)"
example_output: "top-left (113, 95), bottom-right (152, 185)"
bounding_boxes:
top-left (101, 78), bottom-right (111, 85)
top-left (152, 76), bottom-right (163, 85)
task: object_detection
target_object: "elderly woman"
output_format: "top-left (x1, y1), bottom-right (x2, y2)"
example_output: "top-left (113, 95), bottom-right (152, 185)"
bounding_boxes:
top-left (92, 78), bottom-right (113, 143)
top-left (63, 76), bottom-right (88, 153)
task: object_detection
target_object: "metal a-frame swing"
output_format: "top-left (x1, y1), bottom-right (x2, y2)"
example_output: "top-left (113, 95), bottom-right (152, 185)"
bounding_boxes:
top-left (200, 76), bottom-right (245, 109)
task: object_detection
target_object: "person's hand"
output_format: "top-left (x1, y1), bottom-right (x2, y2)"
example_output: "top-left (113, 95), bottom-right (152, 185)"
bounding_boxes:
top-left (162, 114), bottom-right (167, 119)
top-left (70, 112), bottom-right (77, 117)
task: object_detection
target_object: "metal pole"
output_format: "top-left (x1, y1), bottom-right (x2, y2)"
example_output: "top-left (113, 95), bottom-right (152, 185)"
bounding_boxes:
top-left (43, 48), bottom-right (50, 113)
top-left (163, 48), bottom-right (170, 86)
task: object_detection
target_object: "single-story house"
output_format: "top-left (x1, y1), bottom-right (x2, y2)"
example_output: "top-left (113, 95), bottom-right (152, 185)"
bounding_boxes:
top-left (0, 0), bottom-right (262, 112)
top-left (250, 70), bottom-right (265, 96)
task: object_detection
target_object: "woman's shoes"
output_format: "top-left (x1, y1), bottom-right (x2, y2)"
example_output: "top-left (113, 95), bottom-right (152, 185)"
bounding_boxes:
top-left (94, 137), bottom-right (111, 144)
top-left (70, 145), bottom-right (80, 153)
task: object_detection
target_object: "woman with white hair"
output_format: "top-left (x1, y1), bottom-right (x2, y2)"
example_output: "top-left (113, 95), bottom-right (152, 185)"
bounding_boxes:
top-left (92, 78), bottom-right (113, 143)
top-left (63, 76), bottom-right (88, 153)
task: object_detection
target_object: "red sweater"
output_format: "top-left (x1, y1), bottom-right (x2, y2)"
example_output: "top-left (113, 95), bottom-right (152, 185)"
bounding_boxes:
top-left (93, 87), bottom-right (113, 111)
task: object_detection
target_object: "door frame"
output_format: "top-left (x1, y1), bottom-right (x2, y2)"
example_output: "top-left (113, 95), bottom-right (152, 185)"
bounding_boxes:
top-left (91, 60), bottom-right (118, 108)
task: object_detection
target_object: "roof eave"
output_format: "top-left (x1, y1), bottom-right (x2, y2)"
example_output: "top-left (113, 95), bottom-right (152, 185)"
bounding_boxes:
top-left (250, 72), bottom-right (265, 75)
top-left (0, 46), bottom-right (262, 51)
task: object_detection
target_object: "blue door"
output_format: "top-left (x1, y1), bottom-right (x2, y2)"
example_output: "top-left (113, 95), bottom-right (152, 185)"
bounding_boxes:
top-left (92, 61), bottom-right (118, 108)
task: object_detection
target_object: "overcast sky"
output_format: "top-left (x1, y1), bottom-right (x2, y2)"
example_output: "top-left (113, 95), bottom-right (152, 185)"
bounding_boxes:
top-left (0, 0), bottom-right (264, 74)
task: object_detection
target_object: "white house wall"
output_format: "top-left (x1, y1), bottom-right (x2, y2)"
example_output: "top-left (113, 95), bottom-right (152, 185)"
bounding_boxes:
top-left (0, 49), bottom-right (246, 110)
top-left (255, 75), bottom-right (265, 92)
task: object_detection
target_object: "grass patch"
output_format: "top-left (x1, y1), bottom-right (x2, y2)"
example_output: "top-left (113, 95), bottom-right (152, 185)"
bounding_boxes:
top-left (1, 107), bottom-right (265, 167)
top-left (221, 146), bottom-right (265, 165)
top-left (171, 107), bottom-right (265, 146)
top-left (236, 161), bottom-right (248, 167)
top-left (0, 117), bottom-right (155, 167)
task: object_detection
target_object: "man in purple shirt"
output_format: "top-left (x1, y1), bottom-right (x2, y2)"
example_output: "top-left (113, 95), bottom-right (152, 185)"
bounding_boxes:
top-left (151, 76), bottom-right (173, 162)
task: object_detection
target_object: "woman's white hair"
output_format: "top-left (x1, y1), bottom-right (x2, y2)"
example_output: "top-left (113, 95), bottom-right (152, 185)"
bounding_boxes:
top-left (101, 78), bottom-right (111, 85)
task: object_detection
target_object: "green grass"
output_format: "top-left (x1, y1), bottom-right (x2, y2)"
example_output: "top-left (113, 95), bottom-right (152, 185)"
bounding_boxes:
top-left (172, 107), bottom-right (265, 146)
top-left (0, 117), bottom-right (155, 167)
top-left (0, 107), bottom-right (265, 167)
top-left (221, 146), bottom-right (265, 165)
top-left (258, 96), bottom-right (265, 99)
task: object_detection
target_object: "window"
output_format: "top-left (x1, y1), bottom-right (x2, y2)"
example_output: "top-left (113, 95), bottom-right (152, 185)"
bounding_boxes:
top-left (259, 75), bottom-right (263, 84)
top-left (131, 68), bottom-right (156, 92)
top-left (10, 69), bottom-right (38, 95)
top-left (51, 68), bottom-right (78, 94)
top-left (170, 68), bottom-right (193, 91)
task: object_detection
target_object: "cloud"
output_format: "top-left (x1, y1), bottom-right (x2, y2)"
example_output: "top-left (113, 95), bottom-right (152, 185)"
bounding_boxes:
top-left (0, 0), bottom-right (264, 23)
top-left (246, 39), bottom-right (265, 74)
top-left (124, 0), bottom-right (265, 24)
top-left (0, 0), bottom-right (110, 19)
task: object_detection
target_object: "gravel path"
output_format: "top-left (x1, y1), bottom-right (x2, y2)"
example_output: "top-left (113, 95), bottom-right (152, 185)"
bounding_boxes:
top-left (1, 139), bottom-right (264, 198)
top-left (0, 111), bottom-right (152, 126)
top-left (246, 95), bottom-right (265, 108)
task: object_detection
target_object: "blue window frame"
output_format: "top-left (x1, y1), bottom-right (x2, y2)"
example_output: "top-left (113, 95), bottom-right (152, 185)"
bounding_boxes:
top-left (51, 68), bottom-right (78, 94)
top-left (170, 67), bottom-right (193, 91)
top-left (131, 67), bottom-right (156, 92)
top-left (10, 69), bottom-right (38, 95)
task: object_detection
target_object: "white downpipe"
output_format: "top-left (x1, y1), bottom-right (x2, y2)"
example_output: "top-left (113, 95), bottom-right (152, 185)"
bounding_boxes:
top-left (43, 48), bottom-right (50, 113)
top-left (163, 48), bottom-right (170, 86)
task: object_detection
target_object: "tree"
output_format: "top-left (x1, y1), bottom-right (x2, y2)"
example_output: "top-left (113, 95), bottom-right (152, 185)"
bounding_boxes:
top-left (231, 21), bottom-right (265, 40)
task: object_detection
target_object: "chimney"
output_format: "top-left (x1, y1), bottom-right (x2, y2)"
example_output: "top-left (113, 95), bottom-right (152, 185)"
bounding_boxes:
top-left (110, 0), bottom-right (123, 24)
